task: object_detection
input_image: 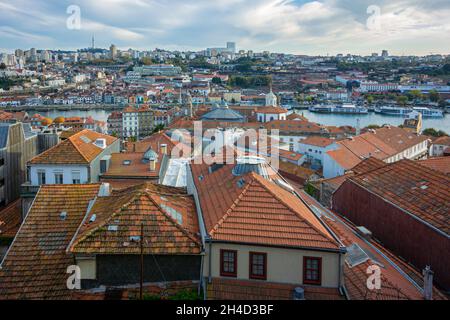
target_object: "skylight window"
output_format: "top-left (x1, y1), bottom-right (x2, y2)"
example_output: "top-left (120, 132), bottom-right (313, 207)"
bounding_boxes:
top-left (108, 225), bottom-right (118, 232)
top-left (345, 243), bottom-right (370, 268)
top-left (123, 160), bottom-right (132, 165)
top-left (80, 136), bottom-right (91, 143)
top-left (89, 214), bottom-right (97, 223)
top-left (59, 211), bottom-right (67, 220)
top-left (160, 203), bottom-right (183, 225)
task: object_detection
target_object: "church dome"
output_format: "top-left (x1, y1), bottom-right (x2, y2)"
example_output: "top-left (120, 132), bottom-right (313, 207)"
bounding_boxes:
top-left (143, 148), bottom-right (158, 162)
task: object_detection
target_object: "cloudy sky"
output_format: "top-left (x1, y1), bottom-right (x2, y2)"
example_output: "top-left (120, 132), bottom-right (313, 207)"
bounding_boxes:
top-left (0, 0), bottom-right (449, 55)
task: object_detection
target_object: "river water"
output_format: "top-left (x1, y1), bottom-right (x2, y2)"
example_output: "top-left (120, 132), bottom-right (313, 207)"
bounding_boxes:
top-left (31, 109), bottom-right (450, 133)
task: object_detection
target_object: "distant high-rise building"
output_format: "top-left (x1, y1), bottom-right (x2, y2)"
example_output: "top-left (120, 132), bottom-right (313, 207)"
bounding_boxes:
top-left (110, 44), bottom-right (117, 60)
top-left (14, 49), bottom-right (24, 58)
top-left (382, 50), bottom-right (389, 57)
top-left (227, 42), bottom-right (236, 54)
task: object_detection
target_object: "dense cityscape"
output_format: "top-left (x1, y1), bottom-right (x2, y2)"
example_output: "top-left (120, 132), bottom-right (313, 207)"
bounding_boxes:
top-left (0, 0), bottom-right (449, 307)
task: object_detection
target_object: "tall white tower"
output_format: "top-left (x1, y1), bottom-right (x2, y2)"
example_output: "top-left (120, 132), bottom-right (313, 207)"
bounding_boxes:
top-left (265, 86), bottom-right (277, 107)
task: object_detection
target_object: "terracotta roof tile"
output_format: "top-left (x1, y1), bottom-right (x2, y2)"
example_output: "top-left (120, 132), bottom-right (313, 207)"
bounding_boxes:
top-left (0, 184), bottom-right (101, 300)
top-left (349, 159), bottom-right (450, 235)
top-left (301, 136), bottom-right (336, 148)
top-left (29, 129), bottom-right (117, 165)
top-left (0, 200), bottom-right (22, 239)
top-left (419, 157), bottom-right (450, 175)
top-left (298, 191), bottom-right (447, 300)
top-left (256, 106), bottom-right (288, 114)
top-left (191, 162), bottom-right (339, 250)
top-left (70, 183), bottom-right (201, 255)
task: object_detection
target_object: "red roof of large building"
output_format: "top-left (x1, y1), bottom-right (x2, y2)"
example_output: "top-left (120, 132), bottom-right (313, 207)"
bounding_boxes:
top-left (191, 161), bottom-right (340, 250)
top-left (349, 159), bottom-right (450, 235)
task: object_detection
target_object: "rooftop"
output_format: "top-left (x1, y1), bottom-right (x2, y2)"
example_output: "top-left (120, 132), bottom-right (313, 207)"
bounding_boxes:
top-left (0, 184), bottom-right (102, 299)
top-left (70, 183), bottom-right (201, 255)
top-left (0, 200), bottom-right (22, 239)
top-left (191, 160), bottom-right (340, 251)
top-left (300, 136), bottom-right (335, 148)
top-left (256, 106), bottom-right (288, 114)
top-left (419, 157), bottom-right (450, 175)
top-left (298, 190), bottom-right (448, 300)
top-left (29, 129), bottom-right (117, 165)
top-left (349, 159), bottom-right (450, 235)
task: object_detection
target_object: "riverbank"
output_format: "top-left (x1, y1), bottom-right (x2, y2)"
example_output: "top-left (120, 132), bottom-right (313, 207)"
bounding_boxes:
top-left (2, 106), bottom-right (449, 133)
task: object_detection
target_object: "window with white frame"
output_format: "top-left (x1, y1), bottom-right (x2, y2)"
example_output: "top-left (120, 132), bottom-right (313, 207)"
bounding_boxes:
top-left (72, 171), bottom-right (81, 184)
top-left (54, 171), bottom-right (64, 184)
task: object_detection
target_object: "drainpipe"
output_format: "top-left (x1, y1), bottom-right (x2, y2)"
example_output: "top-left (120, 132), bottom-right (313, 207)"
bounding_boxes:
top-left (208, 238), bottom-right (212, 284)
top-left (199, 251), bottom-right (204, 298)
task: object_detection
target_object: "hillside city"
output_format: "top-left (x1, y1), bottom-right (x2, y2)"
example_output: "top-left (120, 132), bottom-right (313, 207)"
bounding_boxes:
top-left (0, 41), bottom-right (449, 302)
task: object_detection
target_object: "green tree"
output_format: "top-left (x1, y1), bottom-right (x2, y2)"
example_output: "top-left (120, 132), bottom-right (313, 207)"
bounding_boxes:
top-left (211, 77), bottom-right (222, 85)
top-left (409, 90), bottom-right (424, 101)
top-left (396, 95), bottom-right (409, 106)
top-left (366, 95), bottom-right (374, 104)
top-left (423, 128), bottom-right (448, 137)
top-left (429, 90), bottom-right (440, 103)
top-left (0, 63), bottom-right (6, 70)
top-left (141, 57), bottom-right (154, 65)
top-left (152, 124), bottom-right (165, 134)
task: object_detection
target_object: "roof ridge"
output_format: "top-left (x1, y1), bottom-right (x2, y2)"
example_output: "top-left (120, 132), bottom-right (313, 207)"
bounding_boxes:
top-left (209, 176), bottom-right (255, 236)
top-left (252, 174), bottom-right (338, 246)
top-left (146, 191), bottom-right (201, 246)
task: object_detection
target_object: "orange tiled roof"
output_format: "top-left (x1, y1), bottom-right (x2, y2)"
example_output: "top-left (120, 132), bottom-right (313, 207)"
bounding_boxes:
top-left (278, 149), bottom-right (304, 162)
top-left (321, 157), bottom-right (386, 189)
top-left (351, 157), bottom-right (386, 174)
top-left (70, 183), bottom-right (201, 255)
top-left (0, 184), bottom-right (101, 300)
top-left (101, 152), bottom-right (160, 179)
top-left (432, 136), bottom-right (450, 146)
top-left (327, 127), bottom-right (429, 170)
top-left (287, 113), bottom-right (308, 121)
top-left (256, 106), bottom-right (288, 114)
top-left (29, 129), bottom-right (117, 165)
top-left (191, 162), bottom-right (340, 250)
top-left (349, 159), bottom-right (450, 235)
top-left (0, 200), bottom-right (22, 239)
top-left (298, 191), bottom-right (447, 300)
top-left (420, 157), bottom-right (450, 175)
top-left (301, 136), bottom-right (335, 148)
top-left (264, 120), bottom-right (323, 134)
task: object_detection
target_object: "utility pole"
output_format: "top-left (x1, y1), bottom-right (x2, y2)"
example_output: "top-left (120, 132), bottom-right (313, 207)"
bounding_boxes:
top-left (140, 222), bottom-right (144, 300)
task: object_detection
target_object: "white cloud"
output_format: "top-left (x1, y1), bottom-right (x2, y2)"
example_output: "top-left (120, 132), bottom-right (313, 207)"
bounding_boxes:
top-left (0, 0), bottom-right (449, 55)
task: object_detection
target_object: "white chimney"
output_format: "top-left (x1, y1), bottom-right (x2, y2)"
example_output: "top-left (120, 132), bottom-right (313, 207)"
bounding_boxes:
top-left (161, 144), bottom-right (167, 155)
top-left (150, 159), bottom-right (156, 171)
top-left (98, 183), bottom-right (111, 197)
top-left (423, 266), bottom-right (434, 300)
